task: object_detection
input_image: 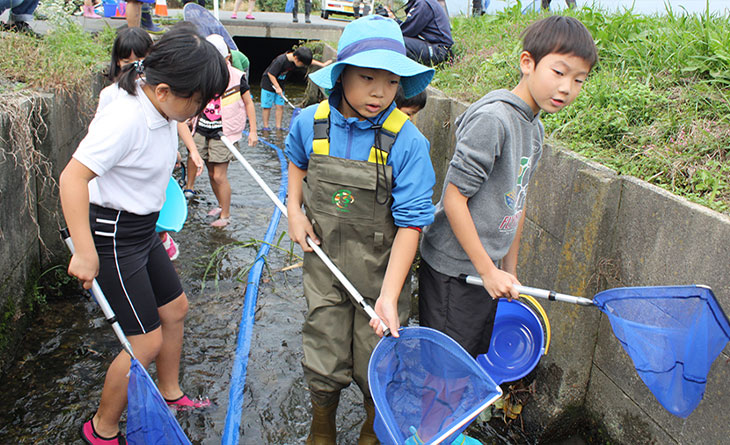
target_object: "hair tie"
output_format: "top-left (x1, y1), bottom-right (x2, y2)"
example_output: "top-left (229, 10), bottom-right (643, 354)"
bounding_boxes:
top-left (133, 60), bottom-right (144, 74)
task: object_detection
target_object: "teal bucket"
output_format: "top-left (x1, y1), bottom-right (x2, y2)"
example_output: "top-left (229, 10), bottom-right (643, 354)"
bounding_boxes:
top-left (156, 177), bottom-right (188, 233)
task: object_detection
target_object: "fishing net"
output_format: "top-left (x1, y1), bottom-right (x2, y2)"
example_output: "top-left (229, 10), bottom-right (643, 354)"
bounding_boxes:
top-left (126, 359), bottom-right (192, 445)
top-left (183, 3), bottom-right (238, 51)
top-left (369, 327), bottom-right (502, 444)
top-left (594, 285), bottom-right (730, 418)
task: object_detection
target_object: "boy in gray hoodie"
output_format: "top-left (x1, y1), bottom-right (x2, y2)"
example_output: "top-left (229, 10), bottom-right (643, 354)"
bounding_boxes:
top-left (419, 16), bottom-right (598, 358)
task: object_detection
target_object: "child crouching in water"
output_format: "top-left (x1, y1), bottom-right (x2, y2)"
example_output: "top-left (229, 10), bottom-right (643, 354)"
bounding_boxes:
top-left (285, 15), bottom-right (436, 444)
top-left (60, 23), bottom-right (229, 445)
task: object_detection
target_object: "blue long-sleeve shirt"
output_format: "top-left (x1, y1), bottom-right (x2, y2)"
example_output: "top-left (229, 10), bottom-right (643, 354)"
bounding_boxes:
top-left (399, 0), bottom-right (453, 47)
top-left (285, 93), bottom-right (436, 228)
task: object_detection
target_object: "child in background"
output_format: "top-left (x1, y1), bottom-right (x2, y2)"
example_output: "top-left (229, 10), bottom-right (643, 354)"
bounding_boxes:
top-left (285, 16), bottom-right (436, 444)
top-left (419, 14), bottom-right (597, 370)
top-left (395, 85), bottom-right (428, 122)
top-left (191, 34), bottom-right (258, 228)
top-left (231, 48), bottom-right (250, 80)
top-left (98, 27), bottom-right (205, 260)
top-left (97, 27), bottom-right (153, 112)
top-left (231, 0), bottom-right (255, 20)
top-left (184, 45), bottom-right (252, 199)
top-left (82, 0), bottom-right (101, 18)
top-left (60, 25), bottom-right (228, 445)
top-left (260, 46), bottom-right (330, 131)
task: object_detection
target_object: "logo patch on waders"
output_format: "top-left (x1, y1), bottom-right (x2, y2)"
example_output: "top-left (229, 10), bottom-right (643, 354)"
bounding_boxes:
top-left (332, 189), bottom-right (355, 212)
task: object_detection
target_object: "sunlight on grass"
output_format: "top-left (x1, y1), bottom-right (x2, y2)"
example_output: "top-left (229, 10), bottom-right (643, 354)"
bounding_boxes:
top-left (434, 4), bottom-right (730, 213)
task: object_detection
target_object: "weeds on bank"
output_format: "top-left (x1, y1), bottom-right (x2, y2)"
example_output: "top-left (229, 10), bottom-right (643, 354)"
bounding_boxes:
top-left (202, 234), bottom-right (302, 291)
top-left (435, 4), bottom-right (730, 214)
top-left (0, 22), bottom-right (115, 94)
top-left (1, 22), bottom-right (114, 242)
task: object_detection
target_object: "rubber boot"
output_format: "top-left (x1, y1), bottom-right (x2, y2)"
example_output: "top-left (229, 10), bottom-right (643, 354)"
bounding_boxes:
top-left (292, 3), bottom-right (298, 23)
top-left (304, 1), bottom-right (311, 23)
top-left (357, 398), bottom-right (378, 445)
top-left (140, 9), bottom-right (164, 34)
top-left (306, 391), bottom-right (339, 445)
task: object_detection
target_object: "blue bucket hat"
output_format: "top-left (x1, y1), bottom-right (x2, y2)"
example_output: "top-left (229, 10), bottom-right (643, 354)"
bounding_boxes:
top-left (309, 15), bottom-right (434, 98)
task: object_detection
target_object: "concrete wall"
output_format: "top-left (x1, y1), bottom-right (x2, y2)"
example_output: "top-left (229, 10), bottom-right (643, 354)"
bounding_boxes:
top-left (415, 87), bottom-right (730, 444)
top-left (0, 80), bottom-right (102, 370)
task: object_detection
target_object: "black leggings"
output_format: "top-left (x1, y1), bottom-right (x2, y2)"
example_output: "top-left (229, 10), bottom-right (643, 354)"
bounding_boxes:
top-left (90, 204), bottom-right (183, 336)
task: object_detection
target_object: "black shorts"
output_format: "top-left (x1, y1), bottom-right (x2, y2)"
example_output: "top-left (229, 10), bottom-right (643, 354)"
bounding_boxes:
top-left (90, 204), bottom-right (184, 336)
top-left (418, 259), bottom-right (498, 357)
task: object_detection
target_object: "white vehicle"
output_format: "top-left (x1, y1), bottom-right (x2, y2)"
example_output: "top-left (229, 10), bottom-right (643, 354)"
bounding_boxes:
top-left (320, 0), bottom-right (375, 19)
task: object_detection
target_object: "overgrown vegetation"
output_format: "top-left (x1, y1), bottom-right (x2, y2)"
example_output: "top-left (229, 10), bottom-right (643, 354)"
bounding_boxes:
top-left (434, 4), bottom-right (730, 214)
top-left (0, 22), bottom-right (115, 94)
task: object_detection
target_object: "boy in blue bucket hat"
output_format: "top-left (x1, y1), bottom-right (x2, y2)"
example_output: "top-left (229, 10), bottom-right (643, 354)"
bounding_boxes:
top-left (285, 15), bottom-right (436, 445)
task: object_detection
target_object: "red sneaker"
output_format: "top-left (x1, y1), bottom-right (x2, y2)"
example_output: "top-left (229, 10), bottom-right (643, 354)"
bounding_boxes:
top-left (165, 394), bottom-right (211, 411)
top-left (80, 418), bottom-right (126, 445)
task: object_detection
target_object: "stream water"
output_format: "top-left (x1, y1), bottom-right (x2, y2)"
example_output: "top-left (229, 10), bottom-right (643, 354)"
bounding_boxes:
top-left (0, 84), bottom-right (369, 444)
top-left (0, 84), bottom-right (564, 444)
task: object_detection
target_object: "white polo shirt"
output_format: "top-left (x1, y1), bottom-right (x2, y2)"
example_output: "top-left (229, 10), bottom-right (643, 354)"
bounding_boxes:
top-left (74, 82), bottom-right (178, 215)
top-left (95, 83), bottom-right (124, 117)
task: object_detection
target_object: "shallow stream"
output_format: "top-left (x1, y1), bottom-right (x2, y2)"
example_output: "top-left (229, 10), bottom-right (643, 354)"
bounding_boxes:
top-left (0, 84), bottom-right (570, 445)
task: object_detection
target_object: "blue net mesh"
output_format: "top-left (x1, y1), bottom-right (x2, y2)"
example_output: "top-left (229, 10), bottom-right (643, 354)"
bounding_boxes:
top-left (368, 327), bottom-right (502, 445)
top-left (183, 3), bottom-right (239, 51)
top-left (594, 285), bottom-right (730, 418)
top-left (126, 359), bottom-right (192, 445)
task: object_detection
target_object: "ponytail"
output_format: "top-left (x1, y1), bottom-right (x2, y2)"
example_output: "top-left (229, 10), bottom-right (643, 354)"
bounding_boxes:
top-left (118, 21), bottom-right (229, 114)
top-left (109, 27), bottom-right (153, 81)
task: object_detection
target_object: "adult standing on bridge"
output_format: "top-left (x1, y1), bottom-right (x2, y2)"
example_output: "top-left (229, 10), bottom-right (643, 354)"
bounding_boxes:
top-left (125, 0), bottom-right (163, 34)
top-left (0, 0), bottom-right (40, 36)
top-left (385, 0), bottom-right (453, 66)
top-left (542, 0), bottom-right (577, 9)
top-left (291, 0), bottom-right (312, 23)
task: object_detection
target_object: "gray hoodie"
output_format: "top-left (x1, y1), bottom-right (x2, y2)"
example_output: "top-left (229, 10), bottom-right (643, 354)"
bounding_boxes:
top-left (420, 89), bottom-right (544, 278)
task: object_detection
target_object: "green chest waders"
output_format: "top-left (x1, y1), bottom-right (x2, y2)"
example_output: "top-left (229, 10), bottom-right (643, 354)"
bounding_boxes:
top-left (300, 102), bottom-right (412, 397)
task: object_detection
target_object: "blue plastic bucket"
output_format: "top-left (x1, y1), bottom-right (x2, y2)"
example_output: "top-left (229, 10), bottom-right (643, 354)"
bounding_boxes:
top-left (156, 177), bottom-right (188, 233)
top-left (103, 4), bottom-right (117, 16)
top-left (477, 299), bottom-right (545, 384)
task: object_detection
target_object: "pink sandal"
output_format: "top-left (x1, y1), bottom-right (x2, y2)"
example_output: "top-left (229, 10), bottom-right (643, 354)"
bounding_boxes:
top-left (245, 14), bottom-right (255, 20)
top-left (231, 13), bottom-right (237, 19)
top-left (165, 394), bottom-right (211, 411)
top-left (80, 418), bottom-right (126, 444)
top-left (207, 207), bottom-right (222, 217)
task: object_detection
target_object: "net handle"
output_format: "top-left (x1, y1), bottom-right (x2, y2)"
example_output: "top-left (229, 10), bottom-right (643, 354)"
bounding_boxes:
top-left (460, 275), bottom-right (595, 306)
top-left (219, 135), bottom-right (391, 336)
top-left (60, 228), bottom-right (136, 359)
top-left (279, 92), bottom-right (297, 110)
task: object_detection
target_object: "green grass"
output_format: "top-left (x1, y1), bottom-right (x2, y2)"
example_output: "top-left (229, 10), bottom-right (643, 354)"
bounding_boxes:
top-left (0, 22), bottom-right (115, 94)
top-left (434, 4), bottom-right (730, 214)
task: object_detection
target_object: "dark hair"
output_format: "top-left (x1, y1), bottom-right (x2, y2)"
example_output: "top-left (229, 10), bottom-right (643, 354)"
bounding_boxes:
top-left (395, 85), bottom-right (427, 111)
top-left (109, 27), bottom-right (153, 81)
top-left (292, 46), bottom-right (313, 66)
top-left (118, 22), bottom-right (229, 116)
top-left (522, 16), bottom-right (598, 70)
